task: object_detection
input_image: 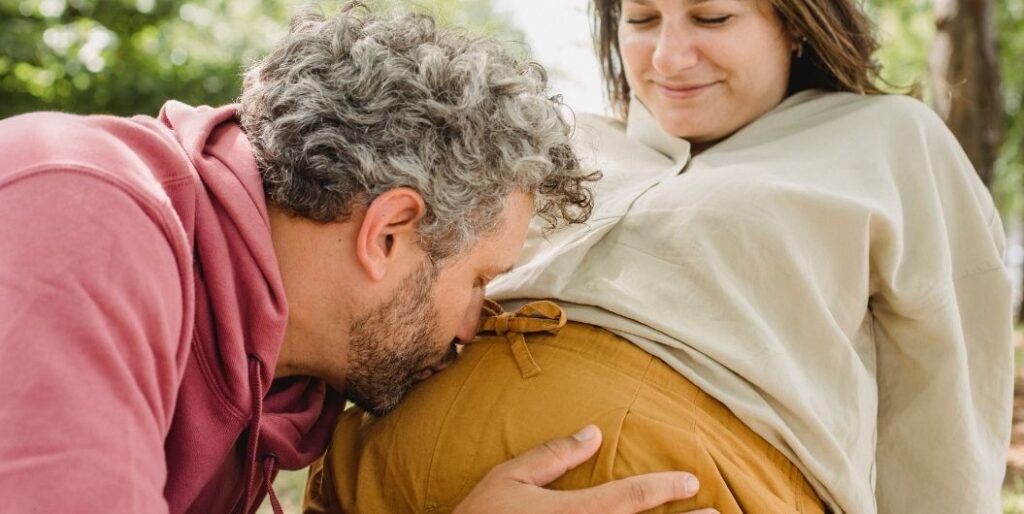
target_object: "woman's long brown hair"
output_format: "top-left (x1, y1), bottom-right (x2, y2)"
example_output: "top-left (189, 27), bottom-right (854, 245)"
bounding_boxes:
top-left (590, 0), bottom-right (889, 118)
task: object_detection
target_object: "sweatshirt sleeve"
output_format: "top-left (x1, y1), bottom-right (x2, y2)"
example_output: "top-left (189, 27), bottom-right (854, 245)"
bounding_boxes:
top-left (870, 114), bottom-right (1013, 514)
top-left (0, 169), bottom-right (189, 513)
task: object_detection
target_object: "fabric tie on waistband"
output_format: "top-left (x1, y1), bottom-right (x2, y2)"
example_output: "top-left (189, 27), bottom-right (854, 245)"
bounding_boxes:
top-left (477, 299), bottom-right (566, 378)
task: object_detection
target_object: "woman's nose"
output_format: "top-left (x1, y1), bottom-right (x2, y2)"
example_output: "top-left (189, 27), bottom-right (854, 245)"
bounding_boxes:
top-left (651, 25), bottom-right (700, 76)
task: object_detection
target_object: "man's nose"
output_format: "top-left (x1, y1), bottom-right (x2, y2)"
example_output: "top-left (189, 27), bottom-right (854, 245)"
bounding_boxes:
top-left (455, 315), bottom-right (480, 343)
top-left (455, 298), bottom-right (485, 343)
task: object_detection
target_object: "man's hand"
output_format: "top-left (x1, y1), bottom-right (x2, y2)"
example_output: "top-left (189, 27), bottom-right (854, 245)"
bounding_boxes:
top-left (453, 425), bottom-right (717, 514)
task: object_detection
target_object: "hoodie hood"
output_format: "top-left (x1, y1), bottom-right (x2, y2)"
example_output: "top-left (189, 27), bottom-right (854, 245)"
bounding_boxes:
top-left (156, 101), bottom-right (342, 513)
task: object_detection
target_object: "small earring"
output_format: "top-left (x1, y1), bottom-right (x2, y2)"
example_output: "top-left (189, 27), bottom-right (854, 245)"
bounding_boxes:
top-left (795, 37), bottom-right (807, 58)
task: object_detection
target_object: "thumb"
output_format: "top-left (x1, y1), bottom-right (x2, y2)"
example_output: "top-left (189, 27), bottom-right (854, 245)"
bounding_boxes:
top-left (496, 424), bottom-right (604, 486)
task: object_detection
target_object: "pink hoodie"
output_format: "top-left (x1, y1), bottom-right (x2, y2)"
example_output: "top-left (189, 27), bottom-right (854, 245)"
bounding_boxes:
top-left (0, 102), bottom-right (343, 513)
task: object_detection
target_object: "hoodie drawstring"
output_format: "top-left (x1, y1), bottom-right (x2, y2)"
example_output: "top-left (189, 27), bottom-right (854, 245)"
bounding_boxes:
top-left (263, 455), bottom-right (283, 513)
top-left (243, 357), bottom-right (284, 514)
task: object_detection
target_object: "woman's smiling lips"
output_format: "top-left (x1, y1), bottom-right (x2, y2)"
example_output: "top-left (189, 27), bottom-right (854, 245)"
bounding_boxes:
top-left (654, 81), bottom-right (720, 99)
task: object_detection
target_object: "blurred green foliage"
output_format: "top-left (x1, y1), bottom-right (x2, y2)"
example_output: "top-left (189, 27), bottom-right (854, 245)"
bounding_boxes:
top-left (866, 0), bottom-right (1024, 216)
top-left (0, 0), bottom-right (520, 118)
top-left (866, 0), bottom-right (934, 97)
top-left (0, 0), bottom-right (291, 116)
top-left (995, 0), bottom-right (1024, 217)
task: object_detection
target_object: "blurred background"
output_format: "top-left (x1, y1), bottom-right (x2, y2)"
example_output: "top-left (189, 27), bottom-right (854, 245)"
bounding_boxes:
top-left (2, 0), bottom-right (1023, 511)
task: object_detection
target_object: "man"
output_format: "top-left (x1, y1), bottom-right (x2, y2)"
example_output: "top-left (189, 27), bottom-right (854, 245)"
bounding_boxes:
top-left (0, 4), bottom-right (702, 514)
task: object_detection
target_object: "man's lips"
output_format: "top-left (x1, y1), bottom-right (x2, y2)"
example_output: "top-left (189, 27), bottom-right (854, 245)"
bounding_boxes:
top-left (411, 362), bottom-right (450, 382)
top-left (412, 344), bottom-right (461, 382)
top-left (654, 81), bottom-right (719, 99)
top-left (412, 368), bottom-right (436, 382)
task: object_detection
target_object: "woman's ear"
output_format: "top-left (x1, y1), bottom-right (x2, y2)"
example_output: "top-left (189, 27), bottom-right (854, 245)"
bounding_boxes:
top-left (354, 188), bottom-right (427, 282)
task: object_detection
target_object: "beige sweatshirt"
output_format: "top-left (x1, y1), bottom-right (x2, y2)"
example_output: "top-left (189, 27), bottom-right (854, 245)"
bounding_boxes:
top-left (488, 90), bottom-right (1013, 514)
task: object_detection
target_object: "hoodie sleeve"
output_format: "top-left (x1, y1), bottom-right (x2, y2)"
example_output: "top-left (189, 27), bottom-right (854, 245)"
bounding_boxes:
top-left (0, 168), bottom-right (188, 513)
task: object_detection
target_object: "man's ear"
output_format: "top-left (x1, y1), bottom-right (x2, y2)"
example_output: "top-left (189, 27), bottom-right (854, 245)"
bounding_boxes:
top-left (355, 188), bottom-right (426, 282)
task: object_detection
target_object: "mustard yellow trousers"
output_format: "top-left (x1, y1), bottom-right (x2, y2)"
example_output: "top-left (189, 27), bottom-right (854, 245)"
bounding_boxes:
top-left (304, 301), bottom-right (824, 514)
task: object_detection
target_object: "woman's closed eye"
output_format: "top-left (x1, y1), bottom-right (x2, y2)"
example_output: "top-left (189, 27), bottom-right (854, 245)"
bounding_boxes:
top-left (624, 15), bottom-right (658, 25)
top-left (694, 14), bottom-right (733, 26)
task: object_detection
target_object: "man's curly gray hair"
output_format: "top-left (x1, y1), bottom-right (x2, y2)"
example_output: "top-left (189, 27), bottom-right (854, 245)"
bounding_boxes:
top-left (238, 3), bottom-right (596, 261)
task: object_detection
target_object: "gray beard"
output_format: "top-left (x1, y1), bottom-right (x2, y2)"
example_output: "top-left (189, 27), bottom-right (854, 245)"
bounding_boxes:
top-left (343, 261), bottom-right (451, 417)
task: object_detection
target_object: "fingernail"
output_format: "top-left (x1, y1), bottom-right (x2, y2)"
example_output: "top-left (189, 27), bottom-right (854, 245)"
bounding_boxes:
top-left (684, 475), bottom-right (700, 495)
top-left (572, 425), bottom-right (599, 441)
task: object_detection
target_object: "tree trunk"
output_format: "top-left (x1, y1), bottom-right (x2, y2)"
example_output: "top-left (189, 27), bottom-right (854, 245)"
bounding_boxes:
top-left (929, 0), bottom-right (1003, 187)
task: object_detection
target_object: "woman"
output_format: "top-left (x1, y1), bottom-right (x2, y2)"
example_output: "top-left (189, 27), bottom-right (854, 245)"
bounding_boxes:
top-left (304, 0), bottom-right (1012, 512)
